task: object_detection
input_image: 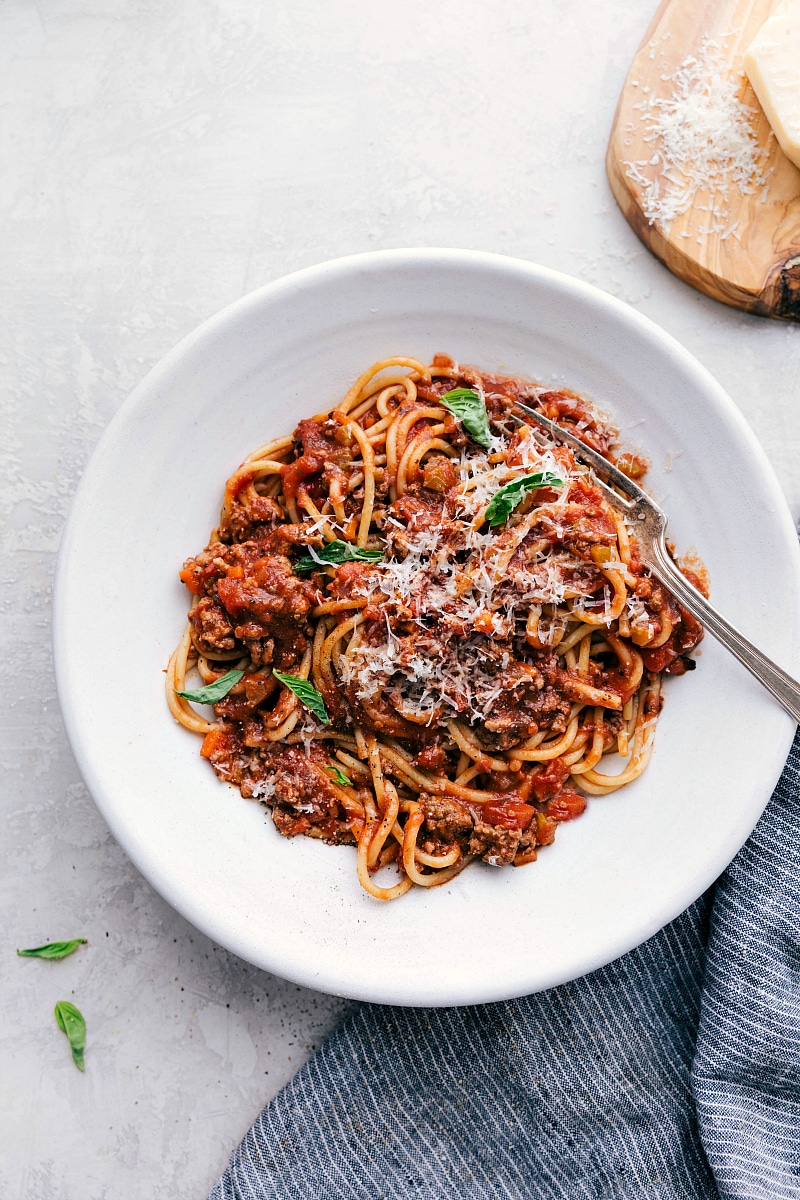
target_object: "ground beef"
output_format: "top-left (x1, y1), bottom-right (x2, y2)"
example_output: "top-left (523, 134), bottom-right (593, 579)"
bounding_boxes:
top-left (516, 826), bottom-right (537, 854)
top-left (188, 596), bottom-right (236, 654)
top-left (180, 542), bottom-right (229, 596)
top-left (259, 523), bottom-right (324, 554)
top-left (295, 418), bottom-right (349, 465)
top-left (217, 556), bottom-right (319, 625)
top-left (328, 560), bottom-right (378, 599)
top-left (481, 657), bottom-right (572, 742)
top-left (182, 528), bottom-right (318, 595)
top-left (281, 418), bottom-right (353, 502)
top-left (537, 389), bottom-right (616, 458)
top-left (387, 484), bottom-right (446, 534)
top-left (220, 493), bottom-right (283, 543)
top-left (244, 743), bottom-right (347, 842)
top-left (420, 794), bottom-right (473, 841)
top-left (243, 637), bottom-right (276, 667)
top-left (270, 806), bottom-right (357, 841)
top-left (215, 555), bottom-right (321, 668)
top-left (469, 820), bottom-right (521, 866)
top-left (264, 745), bottom-right (337, 820)
top-left (271, 806), bottom-right (313, 838)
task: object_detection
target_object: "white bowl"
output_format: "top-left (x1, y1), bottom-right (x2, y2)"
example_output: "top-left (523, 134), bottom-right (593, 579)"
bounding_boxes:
top-left (54, 249), bottom-right (800, 1006)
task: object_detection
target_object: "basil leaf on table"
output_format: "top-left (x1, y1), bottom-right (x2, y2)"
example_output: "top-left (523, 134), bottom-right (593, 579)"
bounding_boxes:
top-left (272, 671), bottom-right (330, 725)
top-left (325, 765), bottom-right (353, 788)
top-left (439, 387), bottom-right (492, 448)
top-left (484, 471), bottom-right (564, 527)
top-left (175, 669), bottom-right (244, 705)
top-left (17, 938), bottom-right (87, 960)
top-left (294, 540), bottom-right (384, 575)
top-left (54, 1001), bottom-right (86, 1072)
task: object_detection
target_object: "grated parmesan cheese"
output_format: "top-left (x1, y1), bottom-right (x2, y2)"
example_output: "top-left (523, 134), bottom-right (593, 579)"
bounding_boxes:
top-left (250, 778), bottom-right (276, 800)
top-left (336, 429), bottom-right (617, 726)
top-left (623, 35), bottom-right (771, 229)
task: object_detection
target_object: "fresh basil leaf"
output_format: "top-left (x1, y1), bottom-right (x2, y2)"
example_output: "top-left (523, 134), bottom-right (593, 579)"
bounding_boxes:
top-left (294, 540), bottom-right (384, 575)
top-left (17, 939), bottom-right (87, 960)
top-left (325, 765), bottom-right (353, 788)
top-left (484, 471), bottom-right (564, 527)
top-left (175, 669), bottom-right (244, 705)
top-left (272, 671), bottom-right (330, 725)
top-left (54, 1001), bottom-right (86, 1072)
top-left (439, 387), bottom-right (492, 448)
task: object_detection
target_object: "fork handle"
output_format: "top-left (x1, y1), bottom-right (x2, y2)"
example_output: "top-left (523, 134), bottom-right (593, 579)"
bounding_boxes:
top-left (646, 540), bottom-right (800, 725)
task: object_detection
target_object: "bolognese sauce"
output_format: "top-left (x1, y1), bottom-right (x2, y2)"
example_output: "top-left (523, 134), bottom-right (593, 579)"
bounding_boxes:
top-left (167, 356), bottom-right (703, 900)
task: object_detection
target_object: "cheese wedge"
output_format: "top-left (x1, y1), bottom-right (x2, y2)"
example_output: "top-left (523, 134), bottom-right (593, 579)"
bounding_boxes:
top-left (744, 0), bottom-right (800, 171)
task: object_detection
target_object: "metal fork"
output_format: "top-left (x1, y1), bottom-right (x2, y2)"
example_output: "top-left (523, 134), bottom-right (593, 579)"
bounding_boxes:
top-left (514, 400), bottom-right (800, 724)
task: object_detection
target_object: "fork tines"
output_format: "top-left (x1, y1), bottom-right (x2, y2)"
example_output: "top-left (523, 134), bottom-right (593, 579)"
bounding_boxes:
top-left (513, 400), bottom-right (645, 512)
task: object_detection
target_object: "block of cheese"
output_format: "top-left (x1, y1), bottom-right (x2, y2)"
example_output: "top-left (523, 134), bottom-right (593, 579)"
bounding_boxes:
top-left (744, 0), bottom-right (800, 171)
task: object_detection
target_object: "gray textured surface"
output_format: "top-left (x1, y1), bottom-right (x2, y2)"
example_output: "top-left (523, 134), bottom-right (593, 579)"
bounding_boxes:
top-left (1, 1), bottom-right (798, 1197)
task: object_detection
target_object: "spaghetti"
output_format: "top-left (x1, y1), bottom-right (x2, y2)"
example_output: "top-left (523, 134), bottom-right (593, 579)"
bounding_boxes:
top-left (167, 355), bottom-right (704, 900)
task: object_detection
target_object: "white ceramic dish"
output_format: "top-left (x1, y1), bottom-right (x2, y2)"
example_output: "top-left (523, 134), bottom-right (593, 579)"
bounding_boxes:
top-left (54, 249), bottom-right (800, 1006)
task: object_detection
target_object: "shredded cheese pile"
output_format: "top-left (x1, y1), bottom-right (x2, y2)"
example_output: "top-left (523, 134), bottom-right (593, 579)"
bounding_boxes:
top-left (336, 425), bottom-right (643, 727)
top-left (623, 36), bottom-right (771, 232)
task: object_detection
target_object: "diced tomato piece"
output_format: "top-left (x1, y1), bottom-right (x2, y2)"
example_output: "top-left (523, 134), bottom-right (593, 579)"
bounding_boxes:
top-left (482, 798), bottom-right (536, 830)
top-left (531, 486), bottom-right (560, 504)
top-left (414, 742), bottom-right (447, 770)
top-left (639, 644), bottom-right (675, 673)
top-left (280, 454), bottom-right (323, 502)
top-left (216, 576), bottom-right (251, 618)
top-left (641, 609), bottom-right (703, 673)
top-left (530, 757), bottom-right (570, 803)
top-left (544, 789), bottom-right (586, 822)
top-left (598, 671), bottom-right (637, 705)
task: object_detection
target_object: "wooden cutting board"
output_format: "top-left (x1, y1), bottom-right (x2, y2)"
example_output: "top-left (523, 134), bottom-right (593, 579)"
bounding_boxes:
top-left (607, 0), bottom-right (800, 321)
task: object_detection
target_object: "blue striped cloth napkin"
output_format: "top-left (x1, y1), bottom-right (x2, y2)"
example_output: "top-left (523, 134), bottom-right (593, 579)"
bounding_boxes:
top-left (209, 725), bottom-right (800, 1200)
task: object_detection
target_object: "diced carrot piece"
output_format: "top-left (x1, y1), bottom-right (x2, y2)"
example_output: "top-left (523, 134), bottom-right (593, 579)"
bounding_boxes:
top-left (179, 567), bottom-right (203, 595)
top-left (200, 729), bottom-right (228, 759)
